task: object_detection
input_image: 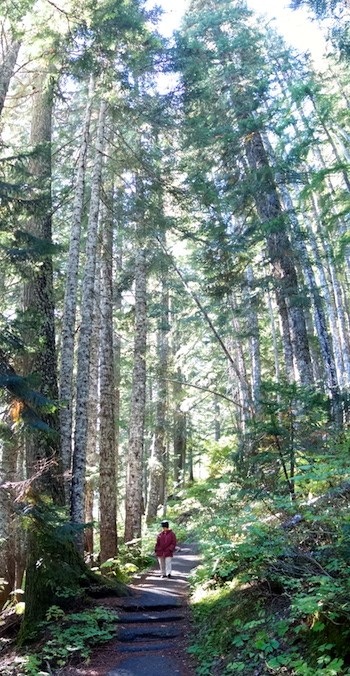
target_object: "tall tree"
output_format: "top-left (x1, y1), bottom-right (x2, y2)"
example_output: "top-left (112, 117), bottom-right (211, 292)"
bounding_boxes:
top-left (99, 189), bottom-right (117, 562)
top-left (0, 37), bottom-right (20, 118)
top-left (22, 66), bottom-right (63, 500)
top-left (177, 0), bottom-right (313, 387)
top-left (71, 98), bottom-right (107, 546)
top-left (124, 241), bottom-right (147, 543)
top-left (59, 79), bottom-right (94, 496)
top-left (84, 254), bottom-right (101, 555)
top-left (0, 427), bottom-right (17, 608)
top-left (146, 269), bottom-right (169, 522)
top-left (19, 63), bottom-right (65, 641)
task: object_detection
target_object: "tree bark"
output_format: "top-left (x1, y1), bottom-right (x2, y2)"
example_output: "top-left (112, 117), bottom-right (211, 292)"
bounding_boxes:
top-left (262, 132), bottom-right (340, 404)
top-left (0, 433), bottom-right (17, 609)
top-left (267, 288), bottom-right (281, 385)
top-left (261, 128), bottom-right (339, 398)
top-left (0, 38), bottom-right (20, 118)
top-left (310, 192), bottom-right (350, 389)
top-left (173, 372), bottom-right (187, 486)
top-left (229, 296), bottom-right (252, 433)
top-left (214, 394), bottom-right (221, 441)
top-left (146, 280), bottom-right (169, 523)
top-left (19, 66), bottom-right (64, 642)
top-left (84, 257), bottom-right (101, 555)
top-left (303, 211), bottom-right (345, 391)
top-left (59, 79), bottom-right (94, 499)
top-left (244, 129), bottom-right (313, 387)
top-left (245, 266), bottom-right (261, 412)
top-left (113, 208), bottom-right (123, 536)
top-left (23, 68), bottom-right (63, 502)
top-left (124, 247), bottom-right (147, 543)
top-left (71, 99), bottom-right (107, 548)
top-left (99, 195), bottom-right (117, 562)
top-left (308, 91), bottom-right (350, 193)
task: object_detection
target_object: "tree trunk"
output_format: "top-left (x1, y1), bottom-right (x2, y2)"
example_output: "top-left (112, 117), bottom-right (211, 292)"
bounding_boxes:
top-left (84, 259), bottom-right (101, 555)
top-left (262, 129), bottom-right (339, 400)
top-left (19, 66), bottom-right (64, 642)
top-left (0, 39), bottom-right (20, 118)
top-left (0, 433), bottom-right (17, 609)
top-left (245, 266), bottom-right (261, 413)
top-left (267, 156), bottom-right (340, 405)
top-left (308, 92), bottom-right (350, 193)
top-left (124, 247), bottom-right (147, 543)
top-left (267, 288), bottom-right (281, 385)
top-left (71, 99), bottom-right (107, 548)
top-left (229, 296), bottom-right (252, 433)
top-left (323, 240), bottom-right (350, 389)
top-left (172, 352), bottom-right (187, 487)
top-left (303, 211), bottom-right (345, 391)
top-left (173, 396), bottom-right (187, 485)
top-left (99, 195), bottom-right (117, 562)
top-left (15, 440), bottom-right (26, 595)
top-left (59, 79), bottom-right (94, 499)
top-left (22, 69), bottom-right (63, 501)
top-left (244, 129), bottom-right (313, 387)
top-left (214, 394), bottom-right (221, 441)
top-left (310, 192), bottom-right (350, 389)
top-left (113, 209), bottom-right (123, 535)
top-left (146, 280), bottom-right (169, 523)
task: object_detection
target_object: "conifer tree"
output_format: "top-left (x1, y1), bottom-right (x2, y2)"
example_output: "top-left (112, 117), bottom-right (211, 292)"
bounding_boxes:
top-left (59, 79), bottom-right (94, 496)
top-left (124, 240), bottom-right (147, 543)
top-left (84, 264), bottom-right (101, 555)
top-left (177, 0), bottom-right (313, 387)
top-left (99, 185), bottom-right (118, 562)
top-left (71, 98), bottom-right (107, 547)
top-left (146, 265), bottom-right (169, 522)
top-left (23, 64), bottom-right (63, 501)
top-left (0, 38), bottom-right (20, 118)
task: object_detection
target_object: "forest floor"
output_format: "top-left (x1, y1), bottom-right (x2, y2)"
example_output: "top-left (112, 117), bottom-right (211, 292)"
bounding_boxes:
top-left (58, 543), bottom-right (200, 676)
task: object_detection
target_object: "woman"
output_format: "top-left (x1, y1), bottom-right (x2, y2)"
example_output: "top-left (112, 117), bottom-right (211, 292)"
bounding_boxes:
top-left (155, 520), bottom-right (177, 578)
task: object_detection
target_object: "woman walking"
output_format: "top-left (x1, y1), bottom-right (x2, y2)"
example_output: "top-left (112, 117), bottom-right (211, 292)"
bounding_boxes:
top-left (155, 520), bottom-right (177, 578)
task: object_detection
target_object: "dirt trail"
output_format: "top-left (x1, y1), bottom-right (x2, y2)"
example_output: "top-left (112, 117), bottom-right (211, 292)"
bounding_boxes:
top-left (61, 543), bottom-right (200, 676)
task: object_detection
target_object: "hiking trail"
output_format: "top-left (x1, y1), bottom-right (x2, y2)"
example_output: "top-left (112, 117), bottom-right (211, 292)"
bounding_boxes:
top-left (61, 543), bottom-right (200, 676)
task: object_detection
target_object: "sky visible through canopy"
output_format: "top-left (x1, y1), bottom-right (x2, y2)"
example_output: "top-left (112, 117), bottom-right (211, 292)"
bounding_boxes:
top-left (153, 0), bottom-right (326, 60)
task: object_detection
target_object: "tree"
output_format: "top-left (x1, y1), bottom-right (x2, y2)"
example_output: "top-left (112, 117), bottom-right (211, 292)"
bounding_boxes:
top-left (22, 65), bottom-right (63, 500)
top-left (146, 262), bottom-right (169, 522)
top-left (0, 38), bottom-right (20, 119)
top-left (71, 98), bottom-right (107, 548)
top-left (124, 237), bottom-right (147, 543)
top-left (59, 78), bottom-right (94, 497)
top-left (18, 62), bottom-right (65, 641)
top-left (84, 263), bottom-right (101, 556)
top-left (177, 0), bottom-right (313, 388)
top-left (99, 185), bottom-right (117, 562)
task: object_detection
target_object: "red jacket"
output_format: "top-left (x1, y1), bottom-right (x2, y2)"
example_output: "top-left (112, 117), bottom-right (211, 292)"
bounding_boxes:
top-left (155, 529), bottom-right (177, 558)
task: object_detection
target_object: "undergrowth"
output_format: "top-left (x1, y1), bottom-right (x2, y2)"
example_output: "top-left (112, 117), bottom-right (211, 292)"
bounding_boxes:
top-left (2, 605), bottom-right (117, 675)
top-left (0, 515), bottom-right (186, 672)
top-left (170, 427), bottom-right (350, 676)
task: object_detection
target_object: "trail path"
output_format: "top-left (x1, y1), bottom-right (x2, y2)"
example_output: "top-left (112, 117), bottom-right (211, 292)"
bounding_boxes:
top-left (62, 543), bottom-right (200, 676)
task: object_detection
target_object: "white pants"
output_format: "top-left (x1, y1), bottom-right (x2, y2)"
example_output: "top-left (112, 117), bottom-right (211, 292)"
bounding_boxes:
top-left (158, 556), bottom-right (172, 576)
